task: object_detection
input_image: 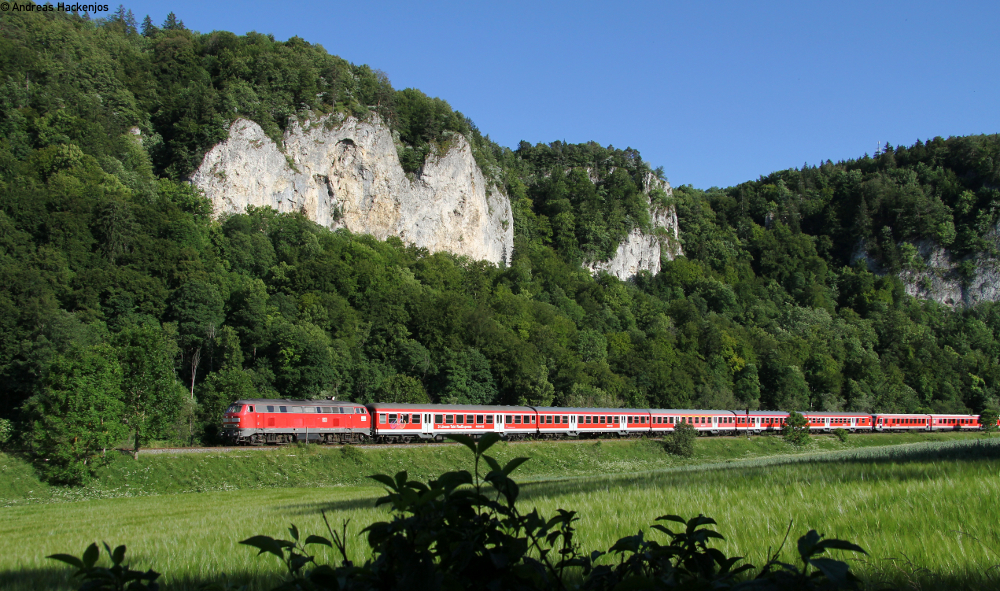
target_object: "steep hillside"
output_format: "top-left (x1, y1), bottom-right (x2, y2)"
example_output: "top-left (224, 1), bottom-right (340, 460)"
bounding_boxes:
top-left (2, 7), bottom-right (1000, 484)
top-left (720, 137), bottom-right (1000, 306)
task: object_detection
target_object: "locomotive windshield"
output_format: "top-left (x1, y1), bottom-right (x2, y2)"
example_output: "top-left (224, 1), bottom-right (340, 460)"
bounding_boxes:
top-left (226, 404), bottom-right (244, 414)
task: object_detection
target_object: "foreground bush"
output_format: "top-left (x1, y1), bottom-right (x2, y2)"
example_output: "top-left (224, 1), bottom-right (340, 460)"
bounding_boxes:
top-left (51, 434), bottom-right (866, 590)
top-left (783, 411), bottom-right (811, 446)
top-left (664, 421), bottom-right (697, 457)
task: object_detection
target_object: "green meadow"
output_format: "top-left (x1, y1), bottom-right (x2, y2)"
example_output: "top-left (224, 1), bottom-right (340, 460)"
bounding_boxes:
top-left (2, 433), bottom-right (998, 590)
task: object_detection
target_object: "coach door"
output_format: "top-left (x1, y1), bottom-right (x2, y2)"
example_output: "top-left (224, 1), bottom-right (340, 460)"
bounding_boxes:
top-left (422, 414), bottom-right (433, 438)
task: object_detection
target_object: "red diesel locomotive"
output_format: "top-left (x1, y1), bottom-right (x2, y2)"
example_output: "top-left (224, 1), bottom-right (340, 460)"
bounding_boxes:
top-left (222, 399), bottom-right (998, 445)
top-left (223, 399), bottom-right (371, 444)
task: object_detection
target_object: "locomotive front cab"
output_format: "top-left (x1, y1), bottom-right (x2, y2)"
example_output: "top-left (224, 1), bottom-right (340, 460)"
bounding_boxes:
top-left (223, 402), bottom-right (256, 444)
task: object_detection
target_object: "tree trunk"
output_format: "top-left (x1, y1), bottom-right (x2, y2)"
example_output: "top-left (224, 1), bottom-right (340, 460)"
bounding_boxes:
top-left (133, 430), bottom-right (141, 460)
top-left (190, 346), bottom-right (202, 399)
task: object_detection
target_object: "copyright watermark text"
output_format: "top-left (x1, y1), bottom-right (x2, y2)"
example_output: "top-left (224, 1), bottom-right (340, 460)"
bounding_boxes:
top-left (1, 2), bottom-right (111, 12)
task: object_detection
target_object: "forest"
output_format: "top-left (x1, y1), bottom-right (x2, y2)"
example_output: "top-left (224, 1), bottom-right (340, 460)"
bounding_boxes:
top-left (1, 6), bottom-right (1000, 483)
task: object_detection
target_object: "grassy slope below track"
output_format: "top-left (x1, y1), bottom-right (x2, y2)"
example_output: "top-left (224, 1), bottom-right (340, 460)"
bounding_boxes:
top-left (0, 431), bottom-right (990, 505)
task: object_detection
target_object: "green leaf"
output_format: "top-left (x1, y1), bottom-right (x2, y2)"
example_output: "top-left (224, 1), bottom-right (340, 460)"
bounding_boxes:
top-left (111, 544), bottom-right (126, 566)
top-left (797, 529), bottom-right (821, 560)
top-left (289, 524), bottom-right (299, 541)
top-left (656, 515), bottom-right (687, 525)
top-left (82, 543), bottom-right (100, 569)
top-left (478, 432), bottom-right (502, 454)
top-left (304, 535), bottom-right (332, 547)
top-left (446, 434), bottom-right (478, 456)
top-left (808, 557), bottom-right (851, 586)
top-left (502, 457), bottom-right (530, 475)
top-left (816, 538), bottom-right (867, 555)
top-left (436, 470), bottom-right (473, 491)
top-left (46, 554), bottom-right (84, 570)
top-left (368, 474), bottom-right (397, 489)
top-left (240, 535), bottom-right (286, 559)
top-left (482, 454), bottom-right (502, 474)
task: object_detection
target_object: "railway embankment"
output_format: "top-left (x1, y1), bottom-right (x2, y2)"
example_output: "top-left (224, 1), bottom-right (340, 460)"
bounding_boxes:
top-left (1, 431), bottom-right (993, 507)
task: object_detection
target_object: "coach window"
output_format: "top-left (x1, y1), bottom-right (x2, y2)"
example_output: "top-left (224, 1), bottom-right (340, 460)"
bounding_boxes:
top-left (388, 414), bottom-right (398, 423)
top-left (379, 414), bottom-right (387, 424)
top-left (413, 414), bottom-right (420, 424)
top-left (486, 415), bottom-right (493, 424)
top-left (513, 415), bottom-right (521, 424)
top-left (435, 414), bottom-right (443, 424)
top-left (456, 415), bottom-right (464, 424)
top-left (402, 414), bottom-right (409, 424)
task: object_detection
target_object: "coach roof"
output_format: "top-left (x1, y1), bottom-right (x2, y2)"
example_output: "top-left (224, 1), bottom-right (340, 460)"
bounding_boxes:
top-left (367, 403), bottom-right (535, 412)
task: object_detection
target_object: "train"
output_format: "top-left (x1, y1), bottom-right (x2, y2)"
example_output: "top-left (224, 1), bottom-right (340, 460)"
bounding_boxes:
top-left (221, 399), bottom-right (996, 445)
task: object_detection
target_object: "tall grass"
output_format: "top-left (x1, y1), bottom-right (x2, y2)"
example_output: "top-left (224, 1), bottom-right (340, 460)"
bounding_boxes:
top-left (1, 431), bottom-right (985, 506)
top-left (1, 435), bottom-right (997, 590)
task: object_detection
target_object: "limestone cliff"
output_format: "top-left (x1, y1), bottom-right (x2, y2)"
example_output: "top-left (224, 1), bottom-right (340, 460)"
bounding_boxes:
top-left (584, 175), bottom-right (683, 280)
top-left (191, 116), bottom-right (513, 265)
top-left (853, 229), bottom-right (1000, 307)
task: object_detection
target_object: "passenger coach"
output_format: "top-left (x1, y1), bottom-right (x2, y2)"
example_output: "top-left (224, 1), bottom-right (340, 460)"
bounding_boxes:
top-left (368, 403), bottom-right (535, 442)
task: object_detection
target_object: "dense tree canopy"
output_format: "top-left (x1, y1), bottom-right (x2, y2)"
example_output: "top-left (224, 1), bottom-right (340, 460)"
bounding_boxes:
top-left (1, 8), bottom-right (999, 478)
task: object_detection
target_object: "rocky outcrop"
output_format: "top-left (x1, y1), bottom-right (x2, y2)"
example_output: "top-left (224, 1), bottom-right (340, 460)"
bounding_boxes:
top-left (191, 116), bottom-right (513, 265)
top-left (584, 177), bottom-right (682, 280)
top-left (853, 231), bottom-right (1000, 307)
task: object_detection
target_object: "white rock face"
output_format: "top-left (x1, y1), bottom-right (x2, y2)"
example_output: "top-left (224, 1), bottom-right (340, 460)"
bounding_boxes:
top-left (191, 116), bottom-right (513, 265)
top-left (584, 176), bottom-right (683, 280)
top-left (853, 230), bottom-right (1000, 307)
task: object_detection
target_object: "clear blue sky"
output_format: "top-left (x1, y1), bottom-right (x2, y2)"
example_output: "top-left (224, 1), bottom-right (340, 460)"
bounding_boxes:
top-left (117, 0), bottom-right (999, 189)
